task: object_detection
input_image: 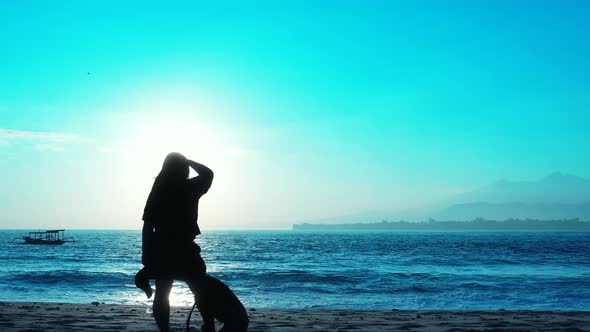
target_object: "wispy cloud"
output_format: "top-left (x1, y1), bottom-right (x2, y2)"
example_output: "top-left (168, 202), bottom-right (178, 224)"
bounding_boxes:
top-left (0, 128), bottom-right (79, 151)
top-left (34, 144), bottom-right (65, 152)
top-left (0, 128), bottom-right (79, 141)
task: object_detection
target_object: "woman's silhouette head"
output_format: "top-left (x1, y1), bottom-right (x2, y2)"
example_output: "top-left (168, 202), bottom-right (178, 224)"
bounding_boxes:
top-left (159, 152), bottom-right (189, 182)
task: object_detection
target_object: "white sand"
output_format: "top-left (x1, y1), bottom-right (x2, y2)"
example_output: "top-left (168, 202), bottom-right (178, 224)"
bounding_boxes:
top-left (1, 302), bottom-right (589, 331)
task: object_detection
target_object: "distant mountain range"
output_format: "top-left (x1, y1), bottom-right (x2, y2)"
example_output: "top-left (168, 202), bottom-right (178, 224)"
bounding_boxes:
top-left (297, 172), bottom-right (590, 224)
top-left (447, 172), bottom-right (590, 205)
top-left (433, 172), bottom-right (590, 221)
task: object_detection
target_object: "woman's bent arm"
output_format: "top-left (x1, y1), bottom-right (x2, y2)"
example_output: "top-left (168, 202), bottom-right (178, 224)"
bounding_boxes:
top-left (187, 160), bottom-right (214, 181)
top-left (187, 160), bottom-right (214, 194)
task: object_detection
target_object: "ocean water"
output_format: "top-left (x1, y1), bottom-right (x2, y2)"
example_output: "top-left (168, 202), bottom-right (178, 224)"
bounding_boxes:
top-left (1, 230), bottom-right (589, 310)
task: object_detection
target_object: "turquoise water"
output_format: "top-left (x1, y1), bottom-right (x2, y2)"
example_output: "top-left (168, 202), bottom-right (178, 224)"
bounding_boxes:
top-left (1, 230), bottom-right (589, 309)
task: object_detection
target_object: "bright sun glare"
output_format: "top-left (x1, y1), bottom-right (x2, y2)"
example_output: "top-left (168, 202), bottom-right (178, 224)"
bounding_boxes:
top-left (116, 95), bottom-right (249, 214)
top-left (120, 94), bottom-right (247, 184)
top-left (128, 116), bottom-right (225, 175)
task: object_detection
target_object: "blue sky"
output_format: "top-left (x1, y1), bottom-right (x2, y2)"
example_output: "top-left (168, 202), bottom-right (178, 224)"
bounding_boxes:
top-left (1, 1), bottom-right (589, 229)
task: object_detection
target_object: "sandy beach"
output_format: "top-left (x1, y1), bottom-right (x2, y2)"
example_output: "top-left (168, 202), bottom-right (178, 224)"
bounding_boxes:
top-left (0, 302), bottom-right (588, 331)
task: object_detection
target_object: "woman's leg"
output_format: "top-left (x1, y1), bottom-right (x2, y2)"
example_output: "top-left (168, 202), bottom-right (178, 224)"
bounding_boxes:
top-left (153, 279), bottom-right (173, 332)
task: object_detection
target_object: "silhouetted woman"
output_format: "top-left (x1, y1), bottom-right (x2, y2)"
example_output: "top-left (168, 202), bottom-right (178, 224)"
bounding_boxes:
top-left (141, 152), bottom-right (213, 331)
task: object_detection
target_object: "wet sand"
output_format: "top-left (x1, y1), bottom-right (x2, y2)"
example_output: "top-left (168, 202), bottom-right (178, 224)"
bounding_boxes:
top-left (0, 301), bottom-right (589, 331)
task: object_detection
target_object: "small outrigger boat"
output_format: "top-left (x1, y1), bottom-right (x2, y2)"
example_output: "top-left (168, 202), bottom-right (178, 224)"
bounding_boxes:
top-left (14, 230), bottom-right (76, 245)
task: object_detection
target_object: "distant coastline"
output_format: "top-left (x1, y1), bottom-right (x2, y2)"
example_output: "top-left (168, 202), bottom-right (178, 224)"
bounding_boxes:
top-left (292, 218), bottom-right (590, 231)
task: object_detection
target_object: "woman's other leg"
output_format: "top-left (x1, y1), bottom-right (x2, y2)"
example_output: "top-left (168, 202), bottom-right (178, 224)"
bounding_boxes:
top-left (153, 279), bottom-right (173, 332)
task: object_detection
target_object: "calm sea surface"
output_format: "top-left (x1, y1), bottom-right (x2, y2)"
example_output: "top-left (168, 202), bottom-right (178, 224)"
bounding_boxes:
top-left (1, 230), bottom-right (589, 309)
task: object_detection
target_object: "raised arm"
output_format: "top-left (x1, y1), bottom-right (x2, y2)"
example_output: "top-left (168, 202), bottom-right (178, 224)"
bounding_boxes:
top-left (187, 160), bottom-right (214, 195)
top-left (187, 160), bottom-right (213, 179)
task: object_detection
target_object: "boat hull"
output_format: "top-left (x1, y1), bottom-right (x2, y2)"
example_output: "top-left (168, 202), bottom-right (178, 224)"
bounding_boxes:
top-left (22, 236), bottom-right (66, 245)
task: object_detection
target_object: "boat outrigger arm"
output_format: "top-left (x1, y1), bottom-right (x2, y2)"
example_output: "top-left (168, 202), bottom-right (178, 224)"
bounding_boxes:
top-left (13, 230), bottom-right (76, 245)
